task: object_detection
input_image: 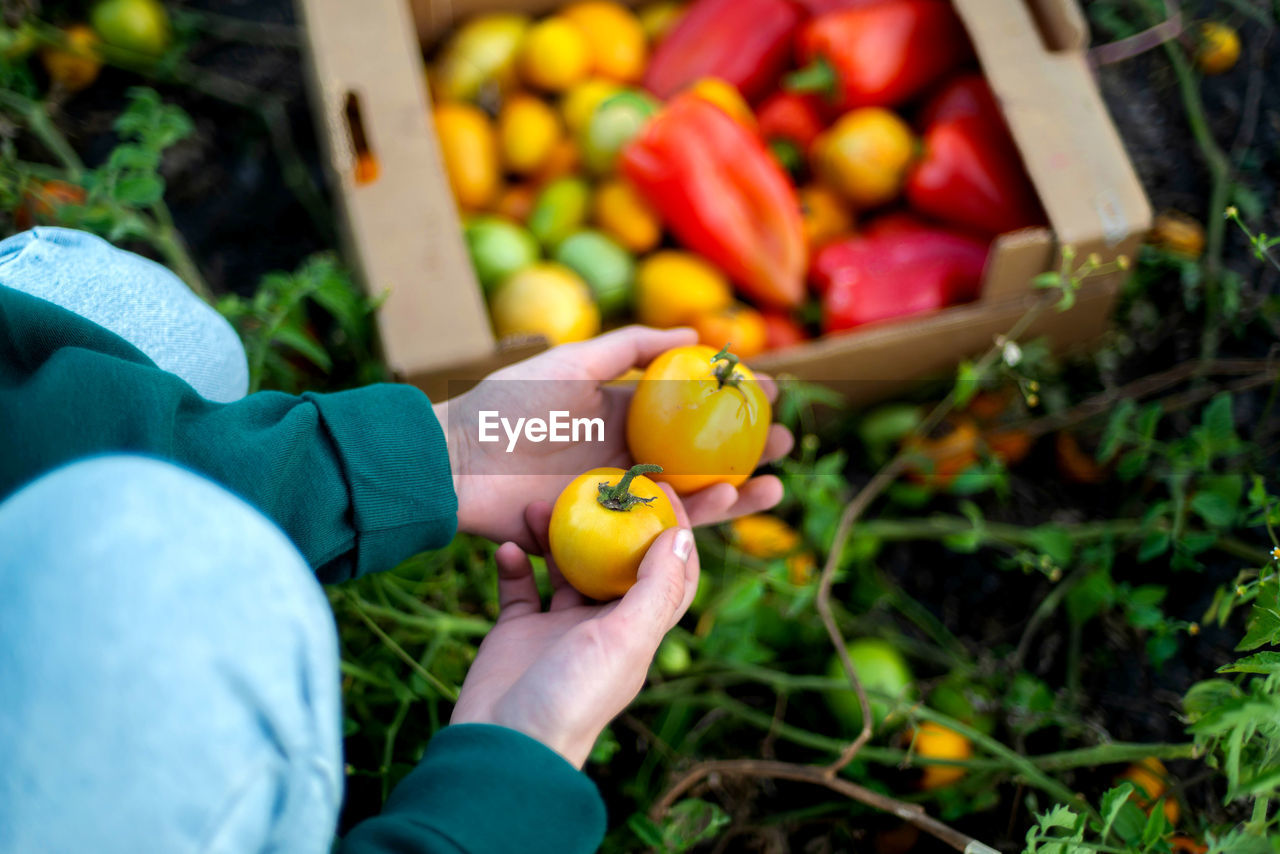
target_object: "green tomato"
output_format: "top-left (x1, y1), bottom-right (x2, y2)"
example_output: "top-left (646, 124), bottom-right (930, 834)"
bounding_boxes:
top-left (527, 177), bottom-right (590, 250)
top-left (655, 637), bottom-right (692, 676)
top-left (0, 21), bottom-right (38, 61)
top-left (464, 215), bottom-right (540, 294)
top-left (91, 0), bottom-right (171, 56)
top-left (581, 90), bottom-right (658, 175)
top-left (553, 229), bottom-right (634, 316)
top-left (928, 677), bottom-right (996, 736)
top-left (825, 638), bottom-right (914, 732)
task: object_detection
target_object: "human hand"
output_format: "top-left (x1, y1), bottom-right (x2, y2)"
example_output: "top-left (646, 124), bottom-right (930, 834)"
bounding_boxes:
top-left (449, 488), bottom-right (698, 768)
top-left (436, 326), bottom-right (794, 552)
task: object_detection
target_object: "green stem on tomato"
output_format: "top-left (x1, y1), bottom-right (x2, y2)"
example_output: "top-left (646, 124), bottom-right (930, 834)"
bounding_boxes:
top-left (784, 57), bottom-right (837, 99)
top-left (711, 344), bottom-right (743, 388)
top-left (597, 464), bottom-right (663, 511)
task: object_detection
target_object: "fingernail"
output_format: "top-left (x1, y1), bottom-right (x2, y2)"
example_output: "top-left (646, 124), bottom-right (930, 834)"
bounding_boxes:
top-left (673, 529), bottom-right (694, 562)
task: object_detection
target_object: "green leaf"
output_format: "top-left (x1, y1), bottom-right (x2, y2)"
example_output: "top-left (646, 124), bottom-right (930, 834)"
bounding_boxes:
top-left (112, 174), bottom-right (165, 206)
top-left (658, 799), bottom-right (730, 853)
top-left (627, 814), bottom-right (664, 847)
top-left (1192, 490), bottom-right (1239, 528)
top-left (1027, 525), bottom-right (1075, 567)
top-left (1066, 568), bottom-right (1115, 625)
top-left (272, 324), bottom-right (333, 372)
top-left (1147, 632), bottom-right (1179, 668)
top-left (1137, 530), bottom-right (1171, 562)
top-left (1097, 783), bottom-right (1133, 839)
top-left (1237, 604), bottom-right (1280, 651)
top-left (1201, 393), bottom-right (1237, 450)
top-left (1097, 399), bottom-right (1135, 463)
top-left (1217, 652), bottom-right (1280, 675)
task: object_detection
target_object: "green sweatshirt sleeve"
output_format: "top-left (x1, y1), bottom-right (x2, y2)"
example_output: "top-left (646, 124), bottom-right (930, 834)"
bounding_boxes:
top-left (339, 724), bottom-right (607, 854)
top-left (0, 284), bottom-right (456, 582)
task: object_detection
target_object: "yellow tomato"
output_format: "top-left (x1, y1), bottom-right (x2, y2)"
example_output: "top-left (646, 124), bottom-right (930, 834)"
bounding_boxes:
top-left (627, 345), bottom-right (771, 494)
top-left (1120, 758), bottom-right (1181, 826)
top-left (549, 465), bottom-right (678, 600)
top-left (1195, 22), bottom-right (1240, 75)
top-left (41, 25), bottom-right (102, 93)
top-left (489, 262), bottom-right (600, 345)
top-left (635, 251), bottom-right (732, 328)
top-left (433, 13), bottom-right (530, 102)
top-left (786, 552), bottom-right (816, 585)
top-left (1149, 211), bottom-right (1205, 258)
top-left (593, 178), bottom-right (661, 252)
top-left (912, 722), bottom-right (973, 789)
top-left (799, 184), bottom-right (855, 249)
top-left (433, 102), bottom-right (500, 209)
top-left (730, 514), bottom-right (800, 557)
top-left (517, 18), bottom-right (591, 92)
top-left (560, 0), bottom-right (647, 83)
top-left (813, 108), bottom-right (915, 209)
top-left (498, 94), bottom-right (563, 175)
top-left (691, 303), bottom-right (767, 359)
top-left (561, 78), bottom-right (623, 136)
top-left (638, 0), bottom-right (684, 42)
top-left (730, 514), bottom-right (814, 584)
top-left (687, 77), bottom-right (755, 129)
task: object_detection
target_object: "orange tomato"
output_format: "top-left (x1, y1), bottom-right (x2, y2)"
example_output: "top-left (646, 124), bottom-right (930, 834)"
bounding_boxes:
top-left (15, 180), bottom-right (87, 230)
top-left (691, 303), bottom-right (767, 358)
top-left (493, 183), bottom-right (538, 221)
top-left (41, 25), bottom-right (102, 92)
top-left (1119, 758), bottom-right (1180, 826)
top-left (903, 417), bottom-right (980, 488)
top-left (1149, 211), bottom-right (1205, 259)
top-left (1055, 432), bottom-right (1108, 485)
top-left (627, 344), bottom-right (772, 494)
top-left (799, 184), bottom-right (855, 249)
top-left (911, 721), bottom-right (973, 789)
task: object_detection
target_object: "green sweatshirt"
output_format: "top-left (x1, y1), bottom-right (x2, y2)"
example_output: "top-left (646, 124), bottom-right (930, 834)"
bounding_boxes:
top-left (0, 283), bottom-right (606, 853)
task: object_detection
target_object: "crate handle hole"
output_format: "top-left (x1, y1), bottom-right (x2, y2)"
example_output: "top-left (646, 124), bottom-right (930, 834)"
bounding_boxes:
top-left (344, 91), bottom-right (379, 186)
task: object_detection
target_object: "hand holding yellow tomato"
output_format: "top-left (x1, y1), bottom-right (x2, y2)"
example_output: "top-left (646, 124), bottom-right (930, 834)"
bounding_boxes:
top-left (450, 483), bottom-right (698, 768)
top-left (627, 344), bottom-right (773, 495)
top-left (550, 464), bottom-right (677, 599)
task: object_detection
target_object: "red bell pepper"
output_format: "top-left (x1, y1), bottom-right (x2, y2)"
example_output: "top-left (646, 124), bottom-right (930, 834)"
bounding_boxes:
top-left (917, 73), bottom-right (1002, 129)
top-left (906, 114), bottom-right (1044, 236)
top-left (792, 0), bottom-right (895, 16)
top-left (788, 0), bottom-right (970, 111)
top-left (812, 226), bottom-right (988, 331)
top-left (643, 0), bottom-right (803, 103)
top-left (622, 94), bottom-right (807, 308)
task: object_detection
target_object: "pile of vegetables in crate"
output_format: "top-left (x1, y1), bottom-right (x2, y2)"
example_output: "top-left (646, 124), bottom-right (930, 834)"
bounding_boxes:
top-left (426, 0), bottom-right (1045, 356)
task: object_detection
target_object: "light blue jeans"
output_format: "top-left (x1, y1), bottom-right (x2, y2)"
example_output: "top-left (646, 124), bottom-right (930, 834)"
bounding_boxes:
top-left (0, 229), bottom-right (344, 852)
